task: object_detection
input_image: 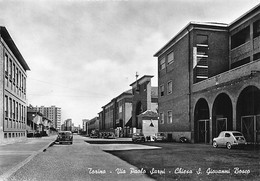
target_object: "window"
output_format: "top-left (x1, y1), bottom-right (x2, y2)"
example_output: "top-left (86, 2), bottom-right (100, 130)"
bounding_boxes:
top-left (167, 52), bottom-right (174, 65)
top-left (12, 64), bottom-right (15, 83)
top-left (9, 59), bottom-right (12, 81)
top-left (159, 57), bottom-right (166, 70)
top-left (16, 68), bottom-right (18, 87)
top-left (160, 84), bottom-right (165, 97)
top-left (9, 98), bottom-right (12, 119)
top-left (197, 35), bottom-right (208, 45)
top-left (4, 55), bottom-right (8, 77)
top-left (13, 100), bottom-right (15, 120)
top-left (167, 81), bottom-right (172, 94)
top-left (159, 112), bottom-right (164, 124)
top-left (231, 26), bottom-right (250, 49)
top-left (5, 96), bottom-right (8, 118)
top-left (253, 20), bottom-right (260, 38)
top-left (167, 111), bottom-right (172, 124)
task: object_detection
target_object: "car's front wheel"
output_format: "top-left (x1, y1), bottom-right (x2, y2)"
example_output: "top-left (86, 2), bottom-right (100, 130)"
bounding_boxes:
top-left (226, 142), bottom-right (232, 150)
top-left (213, 141), bottom-right (218, 148)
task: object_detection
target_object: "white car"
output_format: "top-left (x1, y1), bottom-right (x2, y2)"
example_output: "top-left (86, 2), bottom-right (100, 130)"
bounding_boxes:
top-left (213, 131), bottom-right (247, 149)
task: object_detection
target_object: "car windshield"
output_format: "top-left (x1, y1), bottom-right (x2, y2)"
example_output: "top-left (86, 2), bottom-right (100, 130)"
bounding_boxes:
top-left (233, 133), bottom-right (243, 136)
top-left (59, 132), bottom-right (72, 136)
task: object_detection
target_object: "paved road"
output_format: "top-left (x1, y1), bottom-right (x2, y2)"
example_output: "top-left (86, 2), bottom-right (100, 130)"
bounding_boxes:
top-left (8, 135), bottom-right (155, 181)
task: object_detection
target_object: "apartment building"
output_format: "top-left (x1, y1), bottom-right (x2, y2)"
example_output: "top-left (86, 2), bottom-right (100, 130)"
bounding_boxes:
top-left (0, 27), bottom-right (30, 144)
top-left (154, 4), bottom-right (260, 144)
top-left (32, 105), bottom-right (61, 131)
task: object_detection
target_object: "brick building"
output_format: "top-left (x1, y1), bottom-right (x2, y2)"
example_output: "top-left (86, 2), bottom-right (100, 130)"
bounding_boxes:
top-left (0, 27), bottom-right (30, 144)
top-left (130, 75), bottom-right (158, 133)
top-left (154, 4), bottom-right (260, 144)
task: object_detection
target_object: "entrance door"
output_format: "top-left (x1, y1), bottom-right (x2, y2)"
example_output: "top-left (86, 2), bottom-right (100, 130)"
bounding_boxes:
top-left (216, 118), bottom-right (227, 136)
top-left (198, 120), bottom-right (210, 144)
top-left (241, 116), bottom-right (255, 143)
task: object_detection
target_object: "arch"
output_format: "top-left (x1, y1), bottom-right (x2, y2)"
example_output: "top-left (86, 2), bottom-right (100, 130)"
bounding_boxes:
top-left (194, 98), bottom-right (210, 143)
top-left (212, 93), bottom-right (233, 138)
top-left (236, 85), bottom-right (260, 143)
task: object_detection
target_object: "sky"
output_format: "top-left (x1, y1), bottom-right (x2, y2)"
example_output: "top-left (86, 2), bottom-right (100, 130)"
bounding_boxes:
top-left (0, 0), bottom-right (259, 127)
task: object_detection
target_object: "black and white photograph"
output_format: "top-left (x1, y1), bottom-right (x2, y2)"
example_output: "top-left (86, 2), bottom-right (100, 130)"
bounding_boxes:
top-left (0, 0), bottom-right (260, 180)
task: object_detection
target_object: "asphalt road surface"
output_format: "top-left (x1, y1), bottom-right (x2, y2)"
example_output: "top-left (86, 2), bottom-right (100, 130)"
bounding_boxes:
top-left (8, 135), bottom-right (154, 181)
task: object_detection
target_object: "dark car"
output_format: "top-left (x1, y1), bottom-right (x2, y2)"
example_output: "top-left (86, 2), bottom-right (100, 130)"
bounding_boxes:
top-left (132, 133), bottom-right (145, 142)
top-left (57, 131), bottom-right (73, 144)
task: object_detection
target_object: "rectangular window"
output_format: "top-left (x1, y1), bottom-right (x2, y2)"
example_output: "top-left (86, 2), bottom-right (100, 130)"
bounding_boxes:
top-left (5, 96), bottom-right (8, 118)
top-left (167, 81), bottom-right (172, 94)
top-left (160, 84), bottom-right (165, 97)
top-left (159, 112), bottom-right (164, 124)
top-left (253, 20), bottom-right (260, 38)
top-left (9, 98), bottom-right (12, 119)
top-left (13, 100), bottom-right (15, 120)
top-left (231, 26), bottom-right (250, 49)
top-left (159, 57), bottom-right (166, 70)
top-left (167, 52), bottom-right (174, 65)
top-left (5, 54), bottom-right (8, 77)
top-left (9, 59), bottom-right (12, 81)
top-left (167, 111), bottom-right (172, 124)
top-left (197, 35), bottom-right (208, 45)
top-left (16, 68), bottom-right (18, 87)
top-left (16, 102), bottom-right (18, 120)
top-left (13, 64), bottom-right (15, 83)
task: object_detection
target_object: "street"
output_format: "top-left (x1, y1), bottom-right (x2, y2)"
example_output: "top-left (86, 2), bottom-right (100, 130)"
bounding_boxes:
top-left (5, 135), bottom-right (260, 181)
top-left (7, 135), bottom-right (154, 181)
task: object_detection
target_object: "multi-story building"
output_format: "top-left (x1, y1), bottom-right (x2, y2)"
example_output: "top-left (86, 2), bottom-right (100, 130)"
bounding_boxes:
top-left (154, 4), bottom-right (260, 144)
top-left (32, 105), bottom-right (61, 131)
top-left (0, 27), bottom-right (30, 144)
top-left (64, 118), bottom-right (72, 131)
top-left (130, 75), bottom-right (158, 132)
top-left (99, 89), bottom-right (133, 137)
top-left (82, 119), bottom-right (89, 132)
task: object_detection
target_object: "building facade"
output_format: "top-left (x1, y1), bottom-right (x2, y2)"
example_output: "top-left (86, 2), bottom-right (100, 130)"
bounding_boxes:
top-left (155, 4), bottom-right (260, 144)
top-left (99, 89), bottom-right (133, 137)
top-left (130, 75), bottom-right (158, 133)
top-left (32, 105), bottom-right (61, 131)
top-left (0, 27), bottom-right (30, 144)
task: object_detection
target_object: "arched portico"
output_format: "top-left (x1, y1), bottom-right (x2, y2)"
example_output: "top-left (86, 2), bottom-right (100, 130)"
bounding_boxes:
top-left (237, 86), bottom-right (260, 143)
top-left (194, 98), bottom-right (210, 143)
top-left (212, 93), bottom-right (233, 138)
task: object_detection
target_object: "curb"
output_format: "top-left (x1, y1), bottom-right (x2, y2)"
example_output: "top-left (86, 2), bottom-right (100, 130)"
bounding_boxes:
top-left (0, 140), bottom-right (55, 181)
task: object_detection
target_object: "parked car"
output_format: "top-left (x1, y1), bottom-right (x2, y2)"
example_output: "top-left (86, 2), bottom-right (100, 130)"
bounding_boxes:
top-left (132, 133), bottom-right (145, 142)
top-left (179, 136), bottom-right (189, 143)
top-left (153, 133), bottom-right (167, 142)
top-left (56, 131), bottom-right (73, 144)
top-left (213, 131), bottom-right (247, 149)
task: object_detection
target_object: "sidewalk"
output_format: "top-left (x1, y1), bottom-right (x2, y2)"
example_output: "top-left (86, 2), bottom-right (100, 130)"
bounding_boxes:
top-left (0, 135), bottom-right (56, 181)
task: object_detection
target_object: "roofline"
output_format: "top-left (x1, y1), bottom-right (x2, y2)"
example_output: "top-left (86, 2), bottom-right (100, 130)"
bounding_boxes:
top-left (130, 75), bottom-right (154, 86)
top-left (229, 3), bottom-right (260, 29)
top-left (0, 26), bottom-right (30, 71)
top-left (153, 22), bottom-right (228, 57)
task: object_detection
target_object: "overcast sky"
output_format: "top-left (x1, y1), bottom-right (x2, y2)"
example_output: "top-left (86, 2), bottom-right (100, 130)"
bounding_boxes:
top-left (1, 0), bottom-right (259, 127)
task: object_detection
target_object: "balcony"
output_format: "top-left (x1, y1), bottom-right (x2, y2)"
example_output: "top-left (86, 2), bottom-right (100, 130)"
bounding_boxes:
top-left (192, 60), bottom-right (260, 93)
top-left (230, 41), bottom-right (251, 65)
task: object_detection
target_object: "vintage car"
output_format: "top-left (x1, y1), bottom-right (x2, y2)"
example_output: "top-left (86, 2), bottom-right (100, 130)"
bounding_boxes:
top-left (153, 133), bottom-right (167, 142)
top-left (56, 131), bottom-right (73, 144)
top-left (213, 131), bottom-right (247, 149)
top-left (132, 133), bottom-right (145, 142)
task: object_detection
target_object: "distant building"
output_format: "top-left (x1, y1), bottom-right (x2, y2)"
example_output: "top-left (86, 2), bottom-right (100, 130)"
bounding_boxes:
top-left (99, 89), bottom-right (133, 137)
top-left (82, 119), bottom-right (89, 132)
top-left (129, 75), bottom-right (158, 133)
top-left (32, 105), bottom-right (61, 131)
top-left (64, 119), bottom-right (72, 131)
top-left (0, 26), bottom-right (30, 144)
